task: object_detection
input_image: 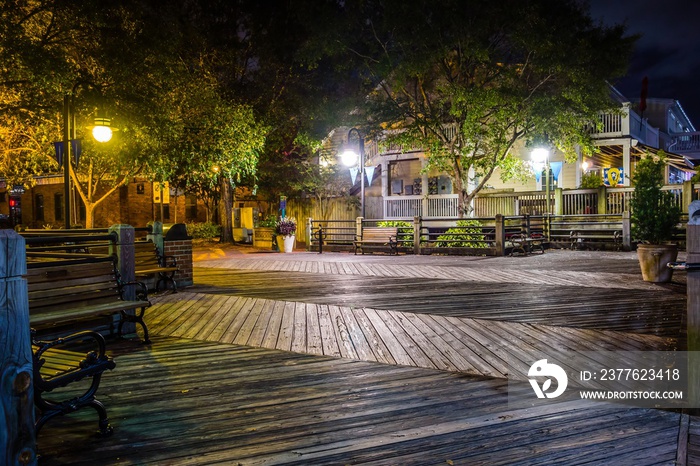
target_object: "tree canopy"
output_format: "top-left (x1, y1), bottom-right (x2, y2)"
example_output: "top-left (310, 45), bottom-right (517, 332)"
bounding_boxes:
top-left (352, 0), bottom-right (636, 215)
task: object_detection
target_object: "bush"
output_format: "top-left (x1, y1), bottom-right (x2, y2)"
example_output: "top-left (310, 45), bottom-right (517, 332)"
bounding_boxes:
top-left (377, 220), bottom-right (413, 246)
top-left (435, 219), bottom-right (488, 248)
top-left (630, 152), bottom-right (681, 244)
top-left (258, 215), bottom-right (277, 228)
top-left (186, 222), bottom-right (221, 240)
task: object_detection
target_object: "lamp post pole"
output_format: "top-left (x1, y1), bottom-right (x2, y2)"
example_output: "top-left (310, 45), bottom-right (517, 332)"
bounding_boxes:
top-left (343, 128), bottom-right (366, 218)
top-left (532, 147), bottom-right (550, 215)
top-left (545, 157), bottom-right (550, 215)
top-left (63, 94), bottom-right (72, 229)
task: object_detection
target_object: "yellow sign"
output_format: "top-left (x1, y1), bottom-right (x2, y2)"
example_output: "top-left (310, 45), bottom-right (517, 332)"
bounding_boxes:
top-left (153, 181), bottom-right (170, 203)
top-left (603, 168), bottom-right (623, 187)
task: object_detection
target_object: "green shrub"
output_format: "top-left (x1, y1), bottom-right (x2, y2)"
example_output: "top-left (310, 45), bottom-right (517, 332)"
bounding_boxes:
top-left (258, 215), bottom-right (277, 228)
top-left (186, 222), bottom-right (221, 240)
top-left (377, 220), bottom-right (413, 246)
top-left (579, 172), bottom-right (602, 189)
top-left (435, 219), bottom-right (488, 248)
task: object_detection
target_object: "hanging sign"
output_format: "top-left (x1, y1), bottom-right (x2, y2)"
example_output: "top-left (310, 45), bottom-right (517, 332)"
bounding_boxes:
top-left (603, 167), bottom-right (624, 186)
top-left (350, 167), bottom-right (359, 185)
top-left (365, 166), bottom-right (376, 186)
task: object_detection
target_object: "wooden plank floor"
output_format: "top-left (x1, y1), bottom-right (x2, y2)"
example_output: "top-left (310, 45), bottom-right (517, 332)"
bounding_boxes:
top-left (145, 291), bottom-right (677, 379)
top-left (191, 248), bottom-right (687, 338)
top-left (36, 248), bottom-right (693, 464)
top-left (36, 336), bottom-right (687, 466)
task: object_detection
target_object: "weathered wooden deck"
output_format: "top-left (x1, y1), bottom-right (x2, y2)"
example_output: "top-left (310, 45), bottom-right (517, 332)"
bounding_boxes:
top-left (36, 248), bottom-right (696, 465)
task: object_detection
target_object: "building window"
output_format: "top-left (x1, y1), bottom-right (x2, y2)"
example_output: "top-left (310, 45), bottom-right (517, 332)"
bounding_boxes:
top-left (54, 193), bottom-right (64, 221)
top-left (35, 194), bottom-right (44, 222)
top-left (185, 194), bottom-right (197, 220)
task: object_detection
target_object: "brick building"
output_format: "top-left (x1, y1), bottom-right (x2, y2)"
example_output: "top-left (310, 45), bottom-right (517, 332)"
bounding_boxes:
top-left (1, 176), bottom-right (214, 229)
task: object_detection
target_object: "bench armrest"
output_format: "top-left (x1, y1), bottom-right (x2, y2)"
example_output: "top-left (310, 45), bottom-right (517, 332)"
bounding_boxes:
top-left (32, 329), bottom-right (108, 363)
top-left (161, 254), bottom-right (177, 268)
top-left (118, 279), bottom-right (150, 302)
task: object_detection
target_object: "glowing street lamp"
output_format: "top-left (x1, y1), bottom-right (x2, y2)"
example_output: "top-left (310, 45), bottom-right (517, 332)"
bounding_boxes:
top-left (341, 128), bottom-right (366, 218)
top-left (62, 96), bottom-right (116, 228)
top-left (531, 146), bottom-right (550, 215)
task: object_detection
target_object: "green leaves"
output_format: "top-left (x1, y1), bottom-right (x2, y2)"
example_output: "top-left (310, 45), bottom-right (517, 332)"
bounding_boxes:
top-left (630, 151), bottom-right (682, 244)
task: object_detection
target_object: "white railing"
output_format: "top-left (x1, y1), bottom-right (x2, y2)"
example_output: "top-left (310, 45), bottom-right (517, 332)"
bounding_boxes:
top-left (596, 112), bottom-right (623, 136)
top-left (427, 194), bottom-right (459, 218)
top-left (384, 196), bottom-right (422, 219)
top-left (669, 132), bottom-right (700, 152)
top-left (383, 194), bottom-right (459, 219)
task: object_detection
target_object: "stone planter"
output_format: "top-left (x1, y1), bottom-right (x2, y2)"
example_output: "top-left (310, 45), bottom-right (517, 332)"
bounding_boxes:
top-left (253, 227), bottom-right (275, 249)
top-left (637, 243), bottom-right (678, 283)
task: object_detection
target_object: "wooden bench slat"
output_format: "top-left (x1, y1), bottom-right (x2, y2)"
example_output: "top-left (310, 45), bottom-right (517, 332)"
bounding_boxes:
top-left (354, 227), bottom-right (399, 255)
top-left (133, 241), bottom-right (178, 292)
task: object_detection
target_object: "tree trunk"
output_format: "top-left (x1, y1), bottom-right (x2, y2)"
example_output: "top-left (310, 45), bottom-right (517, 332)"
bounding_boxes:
top-left (84, 202), bottom-right (95, 229)
top-left (218, 178), bottom-right (233, 243)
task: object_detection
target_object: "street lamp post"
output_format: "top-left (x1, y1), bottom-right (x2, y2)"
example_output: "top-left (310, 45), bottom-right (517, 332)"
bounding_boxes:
top-left (63, 95), bottom-right (72, 229)
top-left (61, 94), bottom-right (113, 229)
top-left (341, 128), bottom-right (366, 218)
top-left (531, 146), bottom-right (550, 215)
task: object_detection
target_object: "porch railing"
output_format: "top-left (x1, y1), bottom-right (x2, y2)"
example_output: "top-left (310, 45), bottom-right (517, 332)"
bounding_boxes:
top-left (383, 194), bottom-right (459, 219)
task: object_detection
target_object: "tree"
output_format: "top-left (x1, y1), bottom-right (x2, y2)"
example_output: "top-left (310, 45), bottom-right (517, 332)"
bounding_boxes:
top-left (355, 0), bottom-right (636, 216)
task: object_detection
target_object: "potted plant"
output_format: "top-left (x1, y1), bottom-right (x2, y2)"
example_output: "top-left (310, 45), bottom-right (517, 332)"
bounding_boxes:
top-left (275, 217), bottom-right (297, 253)
top-left (630, 151), bottom-right (682, 283)
top-left (253, 215), bottom-right (277, 249)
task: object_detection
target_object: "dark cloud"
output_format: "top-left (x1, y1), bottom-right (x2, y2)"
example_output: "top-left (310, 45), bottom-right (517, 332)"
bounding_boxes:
top-left (588, 0), bottom-right (700, 125)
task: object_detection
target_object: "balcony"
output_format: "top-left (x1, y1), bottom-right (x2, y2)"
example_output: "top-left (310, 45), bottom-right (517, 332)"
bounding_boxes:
top-left (593, 103), bottom-right (660, 147)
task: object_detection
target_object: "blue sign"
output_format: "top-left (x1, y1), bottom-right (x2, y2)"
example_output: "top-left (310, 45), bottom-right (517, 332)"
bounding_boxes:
top-left (603, 167), bottom-right (624, 186)
top-left (53, 139), bottom-right (82, 166)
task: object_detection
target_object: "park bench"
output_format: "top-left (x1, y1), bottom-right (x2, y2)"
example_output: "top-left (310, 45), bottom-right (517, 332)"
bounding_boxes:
top-left (508, 233), bottom-right (545, 256)
top-left (26, 256), bottom-right (152, 343)
top-left (32, 330), bottom-right (116, 436)
top-left (550, 220), bottom-right (622, 250)
top-left (134, 240), bottom-right (179, 292)
top-left (353, 227), bottom-right (399, 255)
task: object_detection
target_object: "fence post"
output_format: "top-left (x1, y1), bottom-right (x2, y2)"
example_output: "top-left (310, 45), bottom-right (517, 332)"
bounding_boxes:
top-left (495, 214), bottom-right (505, 256)
top-left (683, 181), bottom-right (693, 213)
top-left (597, 187), bottom-right (608, 214)
top-left (109, 224), bottom-right (136, 301)
top-left (554, 188), bottom-right (563, 215)
top-left (686, 201), bottom-right (700, 408)
top-left (413, 216), bottom-right (421, 255)
top-left (622, 211), bottom-right (632, 251)
top-left (356, 217), bottom-right (363, 239)
top-left (306, 218), bottom-right (313, 251)
top-left (0, 230), bottom-right (37, 466)
top-left (522, 215), bottom-right (531, 235)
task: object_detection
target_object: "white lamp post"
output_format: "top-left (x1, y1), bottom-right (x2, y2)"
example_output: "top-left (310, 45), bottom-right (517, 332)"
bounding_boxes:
top-left (341, 128), bottom-right (366, 218)
top-left (531, 146), bottom-right (550, 215)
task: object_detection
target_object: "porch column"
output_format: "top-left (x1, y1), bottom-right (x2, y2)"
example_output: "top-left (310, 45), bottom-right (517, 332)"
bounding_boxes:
top-left (575, 145), bottom-right (583, 188)
top-left (381, 160), bottom-right (389, 219)
top-left (622, 140), bottom-right (631, 187)
top-left (421, 158), bottom-right (429, 217)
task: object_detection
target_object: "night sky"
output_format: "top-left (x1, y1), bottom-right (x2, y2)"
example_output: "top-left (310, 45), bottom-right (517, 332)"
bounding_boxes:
top-left (588, 0), bottom-right (700, 128)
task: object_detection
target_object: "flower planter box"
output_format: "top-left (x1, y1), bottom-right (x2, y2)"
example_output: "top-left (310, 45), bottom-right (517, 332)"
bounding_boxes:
top-left (253, 227), bottom-right (275, 249)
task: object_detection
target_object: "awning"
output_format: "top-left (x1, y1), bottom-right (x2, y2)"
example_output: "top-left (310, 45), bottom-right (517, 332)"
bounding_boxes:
top-left (593, 141), bottom-right (694, 172)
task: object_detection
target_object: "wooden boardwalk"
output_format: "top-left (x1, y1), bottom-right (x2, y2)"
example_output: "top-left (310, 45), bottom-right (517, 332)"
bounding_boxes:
top-left (36, 248), bottom-right (696, 465)
top-left (37, 336), bottom-right (689, 466)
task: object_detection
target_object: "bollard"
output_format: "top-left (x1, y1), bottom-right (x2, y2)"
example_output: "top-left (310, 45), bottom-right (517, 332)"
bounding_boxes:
top-left (314, 226), bottom-right (326, 254)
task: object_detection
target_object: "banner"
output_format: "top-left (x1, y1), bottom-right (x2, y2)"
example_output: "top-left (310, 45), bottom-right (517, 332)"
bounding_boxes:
top-left (365, 166), bottom-right (375, 186)
top-left (603, 167), bottom-right (624, 187)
